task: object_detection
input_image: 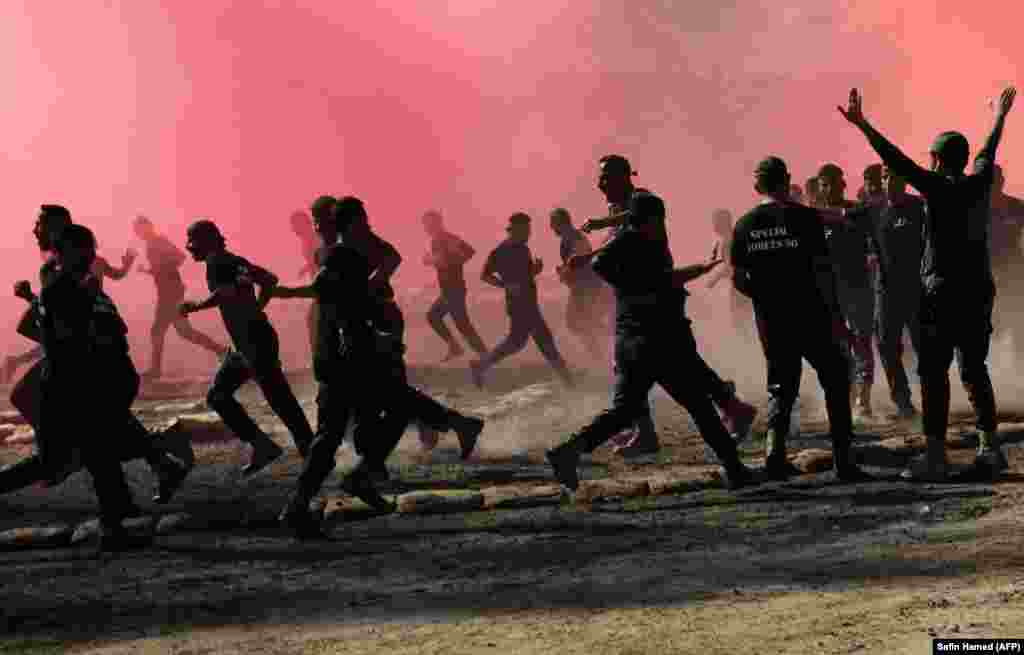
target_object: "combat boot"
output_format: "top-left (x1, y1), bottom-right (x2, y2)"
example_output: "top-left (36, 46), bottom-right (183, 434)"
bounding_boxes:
top-left (763, 428), bottom-right (801, 480)
top-left (832, 433), bottom-right (872, 482)
top-left (900, 435), bottom-right (947, 482)
top-left (968, 430), bottom-right (1009, 479)
top-left (450, 414), bottom-right (485, 460)
top-left (546, 438), bottom-right (582, 491)
top-left (241, 440), bottom-right (284, 477)
top-left (279, 496), bottom-right (329, 541)
top-left (720, 396), bottom-right (758, 443)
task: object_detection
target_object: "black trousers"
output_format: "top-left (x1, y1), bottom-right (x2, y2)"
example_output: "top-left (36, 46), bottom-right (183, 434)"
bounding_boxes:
top-left (427, 286), bottom-right (487, 354)
top-left (569, 322), bottom-right (738, 465)
top-left (919, 283), bottom-right (997, 440)
top-left (479, 298), bottom-right (570, 377)
top-left (294, 354), bottom-right (456, 504)
top-left (754, 305), bottom-right (853, 443)
top-left (0, 356), bottom-right (165, 496)
top-left (206, 331), bottom-right (314, 453)
top-left (875, 285), bottom-right (922, 407)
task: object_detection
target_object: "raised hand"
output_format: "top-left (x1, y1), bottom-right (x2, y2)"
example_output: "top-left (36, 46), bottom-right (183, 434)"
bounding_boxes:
top-left (990, 86), bottom-right (1017, 118)
top-left (705, 242), bottom-right (723, 270)
top-left (837, 88), bottom-right (865, 126)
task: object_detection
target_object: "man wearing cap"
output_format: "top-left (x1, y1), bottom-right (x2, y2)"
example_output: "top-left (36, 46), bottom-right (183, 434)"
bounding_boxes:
top-left (868, 165), bottom-right (926, 419)
top-left (546, 183), bottom-right (755, 491)
top-left (472, 213), bottom-right (573, 387)
top-left (840, 86), bottom-right (1017, 481)
top-left (180, 219), bottom-right (315, 475)
top-left (818, 163), bottom-right (878, 420)
top-left (734, 157), bottom-right (869, 482)
top-left (132, 215), bottom-right (227, 380)
top-left (581, 155), bottom-right (758, 457)
top-left (988, 165), bottom-right (1024, 361)
top-left (422, 209), bottom-right (489, 362)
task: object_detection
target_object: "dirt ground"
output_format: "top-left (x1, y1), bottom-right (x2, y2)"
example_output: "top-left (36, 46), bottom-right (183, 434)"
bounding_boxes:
top-left (2, 362), bottom-right (1023, 654)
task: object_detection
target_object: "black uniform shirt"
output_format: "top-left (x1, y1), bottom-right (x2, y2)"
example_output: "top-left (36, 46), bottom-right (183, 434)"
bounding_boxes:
top-left (204, 249), bottom-right (274, 352)
top-left (483, 239), bottom-right (538, 304)
top-left (870, 195), bottom-right (925, 294)
top-left (863, 132), bottom-right (996, 293)
top-left (312, 243), bottom-right (375, 381)
top-left (822, 199), bottom-right (873, 289)
top-left (732, 200), bottom-right (831, 313)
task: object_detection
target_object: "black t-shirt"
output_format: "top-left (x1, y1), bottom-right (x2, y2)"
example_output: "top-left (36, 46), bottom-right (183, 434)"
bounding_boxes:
top-left (483, 239), bottom-right (538, 304)
top-left (346, 232), bottom-right (399, 302)
top-left (822, 199), bottom-right (872, 289)
top-left (312, 244), bottom-right (376, 381)
top-left (145, 236), bottom-right (186, 292)
top-left (204, 249), bottom-right (274, 351)
top-left (870, 195), bottom-right (926, 294)
top-left (863, 130), bottom-right (996, 293)
top-left (592, 227), bottom-right (681, 333)
top-left (731, 200), bottom-right (831, 312)
top-left (40, 273), bottom-right (98, 380)
top-left (430, 230), bottom-right (473, 291)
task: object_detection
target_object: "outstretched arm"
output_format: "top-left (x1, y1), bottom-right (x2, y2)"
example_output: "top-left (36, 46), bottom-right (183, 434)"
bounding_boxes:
top-left (838, 88), bottom-right (938, 195)
top-left (975, 87), bottom-right (1017, 174)
top-left (669, 244), bottom-right (723, 289)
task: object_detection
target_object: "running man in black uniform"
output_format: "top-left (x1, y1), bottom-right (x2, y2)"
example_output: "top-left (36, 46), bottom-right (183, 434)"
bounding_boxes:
top-left (423, 209), bottom-right (488, 361)
top-left (133, 216), bottom-right (226, 379)
top-left (840, 86), bottom-right (1017, 481)
top-left (181, 220), bottom-right (315, 475)
top-left (732, 157), bottom-right (869, 482)
top-left (276, 201), bottom-right (484, 537)
top-left (546, 187), bottom-right (755, 491)
top-left (581, 156), bottom-right (758, 456)
top-left (472, 213), bottom-right (575, 388)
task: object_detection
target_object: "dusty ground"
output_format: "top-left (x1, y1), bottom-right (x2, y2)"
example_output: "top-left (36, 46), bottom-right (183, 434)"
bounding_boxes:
top-left (1, 361), bottom-right (1023, 654)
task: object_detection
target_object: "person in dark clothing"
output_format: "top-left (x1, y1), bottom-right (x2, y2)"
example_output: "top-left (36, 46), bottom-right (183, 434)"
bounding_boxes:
top-left (988, 164), bottom-right (1024, 361)
top-left (818, 163), bottom-right (877, 419)
top-left (334, 196), bottom-right (474, 455)
top-left (275, 201), bottom-right (484, 538)
top-left (546, 183), bottom-right (756, 492)
top-left (580, 156), bottom-right (758, 457)
top-left (2, 247), bottom-right (135, 383)
top-left (732, 157), bottom-right (870, 482)
top-left (471, 213), bottom-right (575, 388)
top-left (180, 220), bottom-right (314, 476)
top-left (133, 216), bottom-right (226, 380)
top-left (869, 165), bottom-right (926, 419)
top-left (840, 86), bottom-right (1017, 481)
top-left (36, 224), bottom-right (189, 549)
top-left (422, 209), bottom-right (488, 361)
top-left (550, 207), bottom-right (612, 359)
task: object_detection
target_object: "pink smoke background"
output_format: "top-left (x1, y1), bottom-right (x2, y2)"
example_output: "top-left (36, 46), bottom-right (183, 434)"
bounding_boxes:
top-left (0, 1), bottom-right (1020, 378)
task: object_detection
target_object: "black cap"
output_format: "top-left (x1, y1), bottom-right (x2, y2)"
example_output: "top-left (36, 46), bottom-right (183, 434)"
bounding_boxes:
top-left (310, 195), bottom-right (336, 220)
top-left (817, 163), bottom-right (844, 181)
top-left (506, 212), bottom-right (531, 230)
top-left (755, 156), bottom-right (788, 180)
top-left (599, 154), bottom-right (636, 176)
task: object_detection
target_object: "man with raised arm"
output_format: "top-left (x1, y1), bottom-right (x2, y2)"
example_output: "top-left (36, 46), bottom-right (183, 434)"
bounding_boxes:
top-left (839, 86), bottom-right (1017, 481)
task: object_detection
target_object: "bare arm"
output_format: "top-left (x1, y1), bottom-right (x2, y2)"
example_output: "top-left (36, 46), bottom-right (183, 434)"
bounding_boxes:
top-left (838, 89), bottom-right (939, 195)
top-left (975, 87), bottom-right (1017, 174)
top-left (669, 244), bottom-right (722, 289)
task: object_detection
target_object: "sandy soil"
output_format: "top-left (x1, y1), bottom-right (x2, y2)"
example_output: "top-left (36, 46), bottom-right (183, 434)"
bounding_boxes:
top-left (2, 362), bottom-right (1023, 655)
